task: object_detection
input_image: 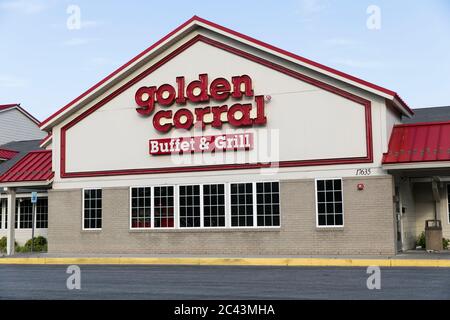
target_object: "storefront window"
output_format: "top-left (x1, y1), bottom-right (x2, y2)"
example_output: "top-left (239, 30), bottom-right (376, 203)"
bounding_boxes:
top-left (154, 186), bottom-right (174, 228)
top-left (230, 183), bottom-right (254, 227)
top-left (19, 199), bottom-right (33, 229)
top-left (129, 182), bottom-right (281, 229)
top-left (203, 184), bottom-right (226, 227)
top-left (36, 198), bottom-right (48, 229)
top-left (83, 189), bottom-right (102, 229)
top-left (179, 185), bottom-right (201, 228)
top-left (131, 187), bottom-right (151, 228)
top-left (316, 179), bottom-right (344, 227)
top-left (256, 182), bottom-right (280, 227)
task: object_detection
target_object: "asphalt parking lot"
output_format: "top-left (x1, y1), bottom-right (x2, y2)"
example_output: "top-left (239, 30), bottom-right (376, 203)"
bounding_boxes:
top-left (0, 265), bottom-right (449, 300)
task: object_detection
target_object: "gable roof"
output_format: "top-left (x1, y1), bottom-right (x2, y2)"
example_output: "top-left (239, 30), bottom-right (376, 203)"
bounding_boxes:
top-left (0, 103), bottom-right (41, 125)
top-left (39, 16), bottom-right (413, 131)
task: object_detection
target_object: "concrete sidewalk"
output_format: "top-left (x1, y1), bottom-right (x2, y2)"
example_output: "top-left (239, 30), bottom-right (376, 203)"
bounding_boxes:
top-left (1, 250), bottom-right (450, 267)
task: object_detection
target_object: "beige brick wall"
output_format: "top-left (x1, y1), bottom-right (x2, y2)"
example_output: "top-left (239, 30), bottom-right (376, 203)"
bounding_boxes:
top-left (48, 175), bottom-right (396, 255)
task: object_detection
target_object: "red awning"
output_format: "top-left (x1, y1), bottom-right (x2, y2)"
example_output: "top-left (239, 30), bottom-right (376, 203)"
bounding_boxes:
top-left (383, 121), bottom-right (450, 164)
top-left (0, 150), bottom-right (53, 183)
top-left (0, 148), bottom-right (18, 160)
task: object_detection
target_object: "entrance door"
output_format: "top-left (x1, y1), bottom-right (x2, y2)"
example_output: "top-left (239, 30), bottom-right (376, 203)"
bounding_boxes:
top-left (394, 186), bottom-right (403, 252)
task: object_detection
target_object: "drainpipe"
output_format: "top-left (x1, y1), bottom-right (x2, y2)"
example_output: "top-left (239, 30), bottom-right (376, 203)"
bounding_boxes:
top-left (431, 177), bottom-right (441, 221)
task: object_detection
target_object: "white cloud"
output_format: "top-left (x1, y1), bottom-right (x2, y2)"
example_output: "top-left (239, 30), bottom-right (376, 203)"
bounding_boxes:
top-left (62, 37), bottom-right (96, 46)
top-left (0, 75), bottom-right (29, 88)
top-left (0, 0), bottom-right (45, 15)
top-left (331, 58), bottom-right (384, 69)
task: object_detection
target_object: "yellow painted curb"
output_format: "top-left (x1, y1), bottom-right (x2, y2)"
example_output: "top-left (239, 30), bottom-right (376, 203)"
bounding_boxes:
top-left (1, 257), bottom-right (450, 267)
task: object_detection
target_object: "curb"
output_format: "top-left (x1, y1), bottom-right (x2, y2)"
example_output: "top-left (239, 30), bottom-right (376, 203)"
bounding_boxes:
top-left (1, 257), bottom-right (450, 267)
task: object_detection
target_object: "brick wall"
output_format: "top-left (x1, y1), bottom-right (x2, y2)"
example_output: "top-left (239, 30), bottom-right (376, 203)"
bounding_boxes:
top-left (48, 176), bottom-right (396, 255)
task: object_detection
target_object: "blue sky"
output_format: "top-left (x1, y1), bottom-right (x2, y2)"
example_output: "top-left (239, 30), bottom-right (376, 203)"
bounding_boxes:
top-left (0, 0), bottom-right (449, 121)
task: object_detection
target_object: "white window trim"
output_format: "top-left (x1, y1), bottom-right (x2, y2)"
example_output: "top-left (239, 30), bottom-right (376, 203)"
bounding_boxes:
top-left (128, 181), bottom-right (281, 230)
top-left (254, 181), bottom-right (282, 228)
top-left (202, 183), bottom-right (227, 229)
top-left (315, 178), bottom-right (345, 228)
top-left (34, 197), bottom-right (49, 229)
top-left (82, 188), bottom-right (102, 231)
top-left (178, 184), bottom-right (202, 229)
top-left (130, 185), bottom-right (177, 230)
top-left (15, 196), bottom-right (48, 230)
top-left (129, 186), bottom-right (152, 230)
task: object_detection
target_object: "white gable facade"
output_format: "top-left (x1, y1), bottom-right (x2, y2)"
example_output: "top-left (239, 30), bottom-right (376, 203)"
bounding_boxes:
top-left (40, 17), bottom-right (412, 255)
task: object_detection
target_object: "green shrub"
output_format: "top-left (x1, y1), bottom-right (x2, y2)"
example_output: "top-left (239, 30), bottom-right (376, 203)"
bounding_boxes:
top-left (20, 236), bottom-right (48, 252)
top-left (0, 236), bottom-right (6, 253)
top-left (416, 231), bottom-right (426, 248)
top-left (443, 238), bottom-right (450, 250)
top-left (0, 236), bottom-right (19, 253)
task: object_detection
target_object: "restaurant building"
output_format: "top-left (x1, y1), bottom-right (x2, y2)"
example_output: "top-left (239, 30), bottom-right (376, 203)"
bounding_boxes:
top-left (1, 16), bottom-right (449, 255)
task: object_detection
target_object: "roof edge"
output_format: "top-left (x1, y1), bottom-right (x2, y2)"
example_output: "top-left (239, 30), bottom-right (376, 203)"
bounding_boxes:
top-left (39, 15), bottom-right (412, 130)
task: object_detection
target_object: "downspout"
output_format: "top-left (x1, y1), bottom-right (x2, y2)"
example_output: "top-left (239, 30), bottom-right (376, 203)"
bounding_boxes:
top-left (431, 177), bottom-right (441, 221)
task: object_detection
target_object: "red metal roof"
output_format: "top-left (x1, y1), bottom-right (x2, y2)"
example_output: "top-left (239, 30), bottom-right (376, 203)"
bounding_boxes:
top-left (0, 148), bottom-right (18, 160)
top-left (0, 150), bottom-right (53, 183)
top-left (383, 121), bottom-right (450, 164)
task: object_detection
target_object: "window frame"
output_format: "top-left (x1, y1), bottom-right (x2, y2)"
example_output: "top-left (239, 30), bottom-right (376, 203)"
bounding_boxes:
top-left (202, 183), bottom-right (227, 229)
top-left (128, 182), bottom-right (281, 230)
top-left (255, 181), bottom-right (281, 228)
top-left (229, 181), bottom-right (281, 229)
top-left (35, 197), bottom-right (49, 229)
top-left (82, 188), bottom-right (103, 231)
top-left (229, 181), bottom-right (256, 228)
top-left (315, 178), bottom-right (345, 228)
top-left (178, 184), bottom-right (202, 229)
top-left (129, 186), bottom-right (153, 230)
top-left (18, 198), bottom-right (33, 229)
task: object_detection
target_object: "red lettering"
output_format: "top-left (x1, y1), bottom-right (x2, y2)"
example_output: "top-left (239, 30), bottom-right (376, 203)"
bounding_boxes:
top-left (175, 76), bottom-right (186, 104)
top-left (231, 75), bottom-right (254, 99)
top-left (210, 78), bottom-right (231, 101)
top-left (135, 74), bottom-right (268, 132)
top-left (211, 105), bottom-right (228, 128)
top-left (156, 84), bottom-right (176, 106)
top-left (153, 110), bottom-right (172, 132)
top-left (194, 107), bottom-right (211, 129)
top-left (135, 86), bottom-right (156, 116)
top-left (253, 95), bottom-right (267, 125)
top-left (227, 103), bottom-right (253, 127)
top-left (173, 108), bottom-right (194, 130)
top-left (186, 74), bottom-right (209, 103)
